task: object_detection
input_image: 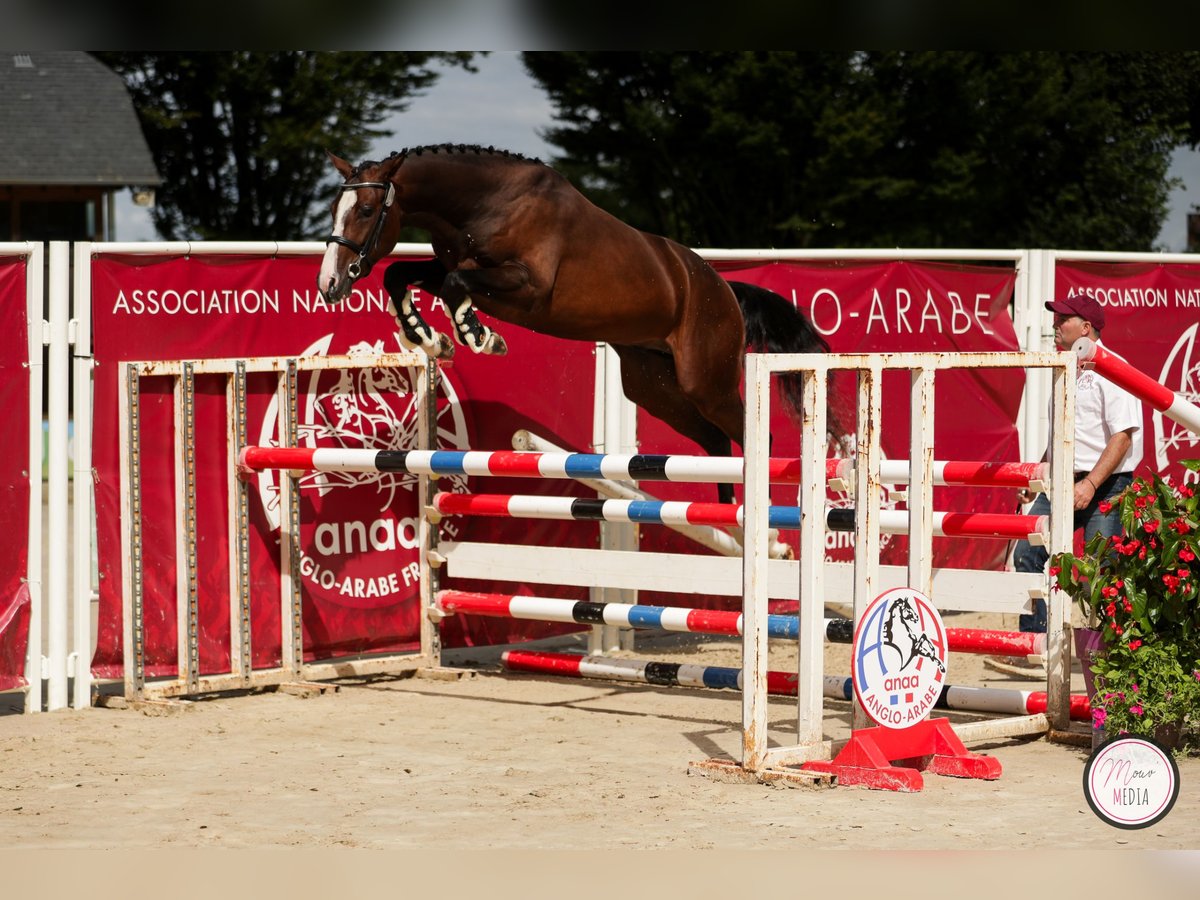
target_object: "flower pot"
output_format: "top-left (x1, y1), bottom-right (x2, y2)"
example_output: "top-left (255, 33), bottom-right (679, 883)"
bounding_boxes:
top-left (1154, 720), bottom-right (1184, 751)
top-left (1074, 626), bottom-right (1105, 701)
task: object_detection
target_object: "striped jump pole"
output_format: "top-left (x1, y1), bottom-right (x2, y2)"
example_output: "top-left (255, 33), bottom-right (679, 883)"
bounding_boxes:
top-left (1074, 336), bottom-right (1200, 435)
top-left (500, 650), bottom-right (1090, 722)
top-left (237, 446), bottom-right (1047, 490)
top-left (431, 492), bottom-right (1049, 541)
top-left (435, 590), bottom-right (1047, 659)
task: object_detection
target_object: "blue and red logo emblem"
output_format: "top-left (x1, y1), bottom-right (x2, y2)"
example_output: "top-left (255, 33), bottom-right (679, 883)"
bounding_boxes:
top-left (852, 588), bottom-right (948, 729)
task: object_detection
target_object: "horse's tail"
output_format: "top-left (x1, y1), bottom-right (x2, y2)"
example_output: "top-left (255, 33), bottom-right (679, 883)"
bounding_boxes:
top-left (728, 280), bottom-right (849, 446)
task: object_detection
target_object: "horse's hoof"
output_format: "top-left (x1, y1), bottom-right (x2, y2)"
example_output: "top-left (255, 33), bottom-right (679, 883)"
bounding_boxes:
top-left (482, 332), bottom-right (508, 356)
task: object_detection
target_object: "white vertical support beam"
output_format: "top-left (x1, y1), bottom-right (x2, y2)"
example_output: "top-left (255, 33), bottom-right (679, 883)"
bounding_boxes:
top-left (1015, 250), bottom-right (1037, 461)
top-left (1025, 250), bottom-right (1056, 464)
top-left (45, 241), bottom-right (70, 711)
top-left (277, 362), bottom-right (299, 673)
top-left (173, 364), bottom-right (199, 693)
top-left (418, 358), bottom-right (438, 663)
top-left (24, 243), bottom-right (45, 712)
top-left (795, 360), bottom-right (827, 751)
top-left (852, 360), bottom-right (883, 731)
top-left (741, 353), bottom-right (772, 772)
top-left (908, 367), bottom-right (935, 598)
top-left (71, 242), bottom-right (94, 709)
top-left (605, 342), bottom-right (638, 652)
top-left (118, 364), bottom-right (143, 701)
top-left (173, 372), bottom-right (189, 686)
top-left (589, 344), bottom-right (617, 654)
top-left (1046, 351), bottom-right (1076, 729)
top-left (226, 364), bottom-right (251, 682)
top-left (588, 343), bottom-right (639, 654)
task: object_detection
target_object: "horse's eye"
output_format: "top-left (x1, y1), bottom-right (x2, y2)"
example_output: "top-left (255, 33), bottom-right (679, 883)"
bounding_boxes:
top-left (359, 205), bottom-right (375, 218)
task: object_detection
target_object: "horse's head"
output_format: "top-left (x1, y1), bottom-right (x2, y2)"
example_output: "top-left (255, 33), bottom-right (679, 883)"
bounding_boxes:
top-left (318, 151), bottom-right (404, 303)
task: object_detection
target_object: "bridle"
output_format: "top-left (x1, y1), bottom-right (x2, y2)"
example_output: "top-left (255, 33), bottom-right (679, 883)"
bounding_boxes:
top-left (325, 179), bottom-right (396, 280)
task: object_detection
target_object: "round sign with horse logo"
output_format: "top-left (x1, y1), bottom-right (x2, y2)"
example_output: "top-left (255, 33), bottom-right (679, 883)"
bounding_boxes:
top-left (852, 587), bottom-right (948, 729)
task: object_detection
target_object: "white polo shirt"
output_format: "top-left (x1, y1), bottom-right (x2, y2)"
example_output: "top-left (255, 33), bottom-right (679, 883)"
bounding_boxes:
top-left (1072, 340), bottom-right (1143, 473)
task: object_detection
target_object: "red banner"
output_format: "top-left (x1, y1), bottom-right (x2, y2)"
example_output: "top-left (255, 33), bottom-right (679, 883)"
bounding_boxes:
top-left (89, 253), bottom-right (598, 677)
top-left (0, 256), bottom-right (31, 691)
top-left (89, 253), bottom-right (1028, 675)
top-left (83, 251), bottom-right (1200, 678)
top-left (1055, 261), bottom-right (1200, 483)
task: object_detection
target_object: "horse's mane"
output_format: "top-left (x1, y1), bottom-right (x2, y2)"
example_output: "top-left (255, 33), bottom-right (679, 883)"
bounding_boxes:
top-left (351, 144), bottom-right (542, 179)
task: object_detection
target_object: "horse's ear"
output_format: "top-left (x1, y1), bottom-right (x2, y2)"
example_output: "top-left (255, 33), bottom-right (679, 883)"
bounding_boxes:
top-left (326, 150), bottom-right (354, 179)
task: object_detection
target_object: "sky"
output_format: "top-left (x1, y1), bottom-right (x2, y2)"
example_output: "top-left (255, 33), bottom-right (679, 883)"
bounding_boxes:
top-left (112, 51), bottom-right (1200, 252)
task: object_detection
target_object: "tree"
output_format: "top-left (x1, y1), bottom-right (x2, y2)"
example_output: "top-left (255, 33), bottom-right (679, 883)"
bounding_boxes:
top-left (524, 51), bottom-right (1200, 251)
top-left (96, 52), bottom-right (478, 241)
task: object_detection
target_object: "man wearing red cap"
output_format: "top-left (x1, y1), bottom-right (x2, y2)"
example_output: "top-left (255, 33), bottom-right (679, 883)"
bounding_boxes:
top-left (1009, 294), bottom-right (1142, 643)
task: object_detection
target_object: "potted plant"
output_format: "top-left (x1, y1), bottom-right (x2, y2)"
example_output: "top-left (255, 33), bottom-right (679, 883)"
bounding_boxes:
top-left (1050, 463), bottom-right (1200, 749)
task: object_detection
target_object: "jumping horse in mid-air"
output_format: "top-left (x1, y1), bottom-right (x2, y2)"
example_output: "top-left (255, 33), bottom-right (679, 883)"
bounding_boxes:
top-left (319, 144), bottom-right (837, 503)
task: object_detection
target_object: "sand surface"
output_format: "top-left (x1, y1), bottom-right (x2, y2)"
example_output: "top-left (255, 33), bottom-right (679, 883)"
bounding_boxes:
top-left (3, 609), bottom-right (1199, 852)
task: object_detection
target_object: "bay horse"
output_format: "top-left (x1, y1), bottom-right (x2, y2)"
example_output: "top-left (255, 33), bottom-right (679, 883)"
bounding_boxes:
top-left (318, 144), bottom-right (839, 503)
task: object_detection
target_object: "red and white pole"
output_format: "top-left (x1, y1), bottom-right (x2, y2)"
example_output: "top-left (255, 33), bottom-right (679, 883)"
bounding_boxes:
top-left (1074, 336), bottom-right (1200, 435)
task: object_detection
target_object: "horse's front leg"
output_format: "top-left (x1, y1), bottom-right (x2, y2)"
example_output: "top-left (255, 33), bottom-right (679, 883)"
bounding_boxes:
top-left (382, 261), bottom-right (455, 359)
top-left (438, 265), bottom-right (533, 357)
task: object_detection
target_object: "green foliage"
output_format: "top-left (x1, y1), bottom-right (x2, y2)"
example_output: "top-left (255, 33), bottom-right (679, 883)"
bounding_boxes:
top-left (1052, 464), bottom-right (1200, 745)
top-left (524, 51), bottom-right (1200, 250)
top-left (1087, 641), bottom-right (1200, 741)
top-left (96, 52), bottom-right (478, 241)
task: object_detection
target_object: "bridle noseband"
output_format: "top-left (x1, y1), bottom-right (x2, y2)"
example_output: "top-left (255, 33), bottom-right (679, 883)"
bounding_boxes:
top-left (326, 180), bottom-right (396, 280)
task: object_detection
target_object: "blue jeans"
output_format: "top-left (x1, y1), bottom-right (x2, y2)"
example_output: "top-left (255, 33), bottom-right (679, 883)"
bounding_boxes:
top-left (1014, 472), bottom-right (1131, 633)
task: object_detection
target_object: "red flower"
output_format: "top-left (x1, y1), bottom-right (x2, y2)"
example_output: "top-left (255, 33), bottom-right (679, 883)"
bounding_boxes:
top-left (1144, 519), bottom-right (1160, 533)
top-left (1099, 500), bottom-right (1112, 514)
top-left (1129, 639), bottom-right (1143, 651)
top-left (1181, 547), bottom-right (1196, 562)
top-left (1049, 565), bottom-right (1061, 578)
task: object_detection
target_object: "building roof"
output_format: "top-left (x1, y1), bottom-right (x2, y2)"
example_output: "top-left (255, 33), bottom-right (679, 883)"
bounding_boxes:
top-left (0, 51), bottom-right (161, 187)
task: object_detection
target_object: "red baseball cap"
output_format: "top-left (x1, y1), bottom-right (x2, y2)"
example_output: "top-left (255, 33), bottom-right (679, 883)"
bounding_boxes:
top-left (1045, 294), bottom-right (1106, 332)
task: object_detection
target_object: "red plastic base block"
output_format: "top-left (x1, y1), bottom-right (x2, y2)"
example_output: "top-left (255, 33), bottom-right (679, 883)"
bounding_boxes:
top-left (801, 718), bottom-right (1003, 792)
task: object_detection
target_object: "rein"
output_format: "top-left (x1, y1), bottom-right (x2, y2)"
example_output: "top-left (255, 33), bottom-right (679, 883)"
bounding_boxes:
top-left (326, 179), bottom-right (396, 279)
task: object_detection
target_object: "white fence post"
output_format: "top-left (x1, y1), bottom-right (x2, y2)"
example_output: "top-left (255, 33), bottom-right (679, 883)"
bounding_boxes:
top-left (45, 242), bottom-right (71, 710)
